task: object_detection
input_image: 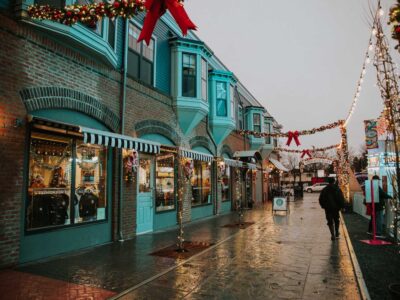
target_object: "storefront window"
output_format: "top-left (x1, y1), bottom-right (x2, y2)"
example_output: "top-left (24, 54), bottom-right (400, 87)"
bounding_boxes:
top-left (75, 141), bottom-right (107, 224)
top-left (156, 154), bottom-right (175, 212)
top-left (221, 165), bottom-right (231, 202)
top-left (191, 161), bottom-right (212, 206)
top-left (27, 130), bottom-right (108, 231)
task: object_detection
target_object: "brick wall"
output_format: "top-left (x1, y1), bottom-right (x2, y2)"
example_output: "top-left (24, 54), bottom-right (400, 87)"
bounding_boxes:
top-left (0, 15), bottom-right (124, 267)
top-left (0, 12), bottom-right (252, 267)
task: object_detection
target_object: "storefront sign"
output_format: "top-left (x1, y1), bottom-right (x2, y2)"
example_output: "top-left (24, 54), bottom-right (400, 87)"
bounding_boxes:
top-left (303, 158), bottom-right (333, 166)
top-left (364, 120), bottom-right (378, 149)
top-left (273, 197), bottom-right (287, 211)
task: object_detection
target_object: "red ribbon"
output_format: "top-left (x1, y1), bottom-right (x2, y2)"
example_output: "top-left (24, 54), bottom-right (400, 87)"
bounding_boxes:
top-left (301, 150), bottom-right (312, 159)
top-left (138, 0), bottom-right (197, 45)
top-left (286, 131), bottom-right (300, 147)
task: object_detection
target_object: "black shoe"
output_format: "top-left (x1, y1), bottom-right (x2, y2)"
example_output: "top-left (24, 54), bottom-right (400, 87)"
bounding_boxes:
top-left (331, 236), bottom-right (335, 241)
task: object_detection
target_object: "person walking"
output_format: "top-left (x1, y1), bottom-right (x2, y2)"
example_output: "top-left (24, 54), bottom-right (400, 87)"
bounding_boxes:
top-left (319, 177), bottom-right (345, 241)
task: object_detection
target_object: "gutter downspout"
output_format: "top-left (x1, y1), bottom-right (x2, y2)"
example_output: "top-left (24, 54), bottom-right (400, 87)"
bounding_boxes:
top-left (118, 19), bottom-right (129, 242)
top-left (206, 117), bottom-right (218, 215)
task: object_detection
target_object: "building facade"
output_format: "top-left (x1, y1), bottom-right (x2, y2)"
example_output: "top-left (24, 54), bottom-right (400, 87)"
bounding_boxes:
top-left (0, 2), bottom-right (278, 267)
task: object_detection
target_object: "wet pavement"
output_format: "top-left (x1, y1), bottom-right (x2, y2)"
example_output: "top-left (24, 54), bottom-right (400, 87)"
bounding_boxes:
top-left (1, 194), bottom-right (361, 299)
top-left (343, 212), bottom-right (400, 300)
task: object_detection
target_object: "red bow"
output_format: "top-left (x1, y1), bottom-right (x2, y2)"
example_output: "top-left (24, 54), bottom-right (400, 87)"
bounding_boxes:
top-left (286, 131), bottom-right (300, 146)
top-left (138, 0), bottom-right (197, 45)
top-left (301, 150), bottom-right (312, 159)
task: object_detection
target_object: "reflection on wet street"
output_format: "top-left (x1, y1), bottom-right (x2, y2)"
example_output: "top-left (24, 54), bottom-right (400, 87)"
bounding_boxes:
top-left (119, 194), bottom-right (360, 299)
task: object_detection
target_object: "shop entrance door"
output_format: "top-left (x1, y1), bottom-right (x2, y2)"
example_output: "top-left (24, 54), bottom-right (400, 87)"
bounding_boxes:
top-left (137, 155), bottom-right (154, 234)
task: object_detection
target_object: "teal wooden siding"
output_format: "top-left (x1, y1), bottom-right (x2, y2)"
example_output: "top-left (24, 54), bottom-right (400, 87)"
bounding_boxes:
top-left (154, 210), bottom-right (177, 231)
top-left (221, 201), bottom-right (232, 213)
top-left (191, 204), bottom-right (214, 221)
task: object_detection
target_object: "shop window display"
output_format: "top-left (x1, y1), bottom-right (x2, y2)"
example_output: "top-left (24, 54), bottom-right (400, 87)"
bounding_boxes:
top-left (27, 130), bottom-right (107, 231)
top-left (221, 165), bottom-right (231, 202)
top-left (156, 154), bottom-right (175, 212)
top-left (75, 141), bottom-right (107, 223)
top-left (191, 161), bottom-right (212, 206)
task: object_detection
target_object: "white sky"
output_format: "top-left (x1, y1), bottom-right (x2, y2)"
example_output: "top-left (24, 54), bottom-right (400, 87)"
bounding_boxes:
top-left (185, 0), bottom-right (399, 154)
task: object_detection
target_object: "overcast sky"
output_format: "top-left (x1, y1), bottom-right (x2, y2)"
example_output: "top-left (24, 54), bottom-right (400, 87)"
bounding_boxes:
top-left (185, 0), bottom-right (398, 154)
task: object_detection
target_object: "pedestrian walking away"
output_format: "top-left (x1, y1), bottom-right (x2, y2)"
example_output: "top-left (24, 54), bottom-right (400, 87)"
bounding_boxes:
top-left (319, 177), bottom-right (345, 241)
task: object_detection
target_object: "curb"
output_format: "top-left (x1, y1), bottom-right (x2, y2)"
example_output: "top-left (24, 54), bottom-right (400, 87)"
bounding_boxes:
top-left (340, 212), bottom-right (371, 300)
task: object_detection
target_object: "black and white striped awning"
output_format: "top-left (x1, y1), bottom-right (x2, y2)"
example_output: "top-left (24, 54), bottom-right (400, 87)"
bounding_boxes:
top-left (180, 149), bottom-right (214, 162)
top-left (224, 158), bottom-right (243, 168)
top-left (80, 127), bottom-right (160, 154)
top-left (245, 163), bottom-right (257, 170)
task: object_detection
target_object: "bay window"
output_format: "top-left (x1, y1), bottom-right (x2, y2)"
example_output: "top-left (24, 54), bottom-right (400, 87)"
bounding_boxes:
top-left (108, 19), bottom-right (116, 49)
top-left (238, 104), bottom-right (243, 130)
top-left (253, 114), bottom-right (261, 132)
top-left (182, 53), bottom-right (197, 97)
top-left (201, 59), bottom-right (208, 101)
top-left (191, 161), bottom-right (212, 206)
top-left (230, 85), bottom-right (235, 120)
top-left (265, 122), bottom-right (271, 144)
top-left (216, 82), bottom-right (228, 117)
top-left (27, 130), bottom-right (107, 231)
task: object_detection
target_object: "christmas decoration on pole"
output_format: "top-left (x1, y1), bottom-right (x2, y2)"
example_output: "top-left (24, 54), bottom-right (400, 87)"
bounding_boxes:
top-left (27, 0), bottom-right (196, 44)
top-left (338, 122), bottom-right (350, 202)
top-left (176, 152), bottom-right (189, 253)
top-left (374, 3), bottom-right (400, 244)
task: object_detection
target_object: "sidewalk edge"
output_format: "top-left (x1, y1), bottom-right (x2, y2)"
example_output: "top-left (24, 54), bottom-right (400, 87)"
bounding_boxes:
top-left (340, 212), bottom-right (371, 300)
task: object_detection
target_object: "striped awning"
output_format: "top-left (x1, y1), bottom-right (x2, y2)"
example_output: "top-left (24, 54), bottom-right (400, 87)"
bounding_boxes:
top-left (245, 163), bottom-right (257, 170)
top-left (224, 158), bottom-right (243, 168)
top-left (180, 149), bottom-right (214, 162)
top-left (80, 127), bottom-right (160, 154)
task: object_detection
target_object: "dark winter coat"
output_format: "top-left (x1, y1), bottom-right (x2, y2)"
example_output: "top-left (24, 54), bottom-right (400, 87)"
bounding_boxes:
top-left (319, 184), bottom-right (345, 212)
top-left (375, 187), bottom-right (390, 211)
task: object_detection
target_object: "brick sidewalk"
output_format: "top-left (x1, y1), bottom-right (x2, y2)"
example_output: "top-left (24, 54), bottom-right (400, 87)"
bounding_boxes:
top-left (1, 194), bottom-right (361, 299)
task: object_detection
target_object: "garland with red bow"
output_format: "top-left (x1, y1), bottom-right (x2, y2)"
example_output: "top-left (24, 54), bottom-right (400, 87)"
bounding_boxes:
top-left (275, 144), bottom-right (340, 155)
top-left (27, 0), bottom-right (196, 44)
top-left (237, 120), bottom-right (344, 147)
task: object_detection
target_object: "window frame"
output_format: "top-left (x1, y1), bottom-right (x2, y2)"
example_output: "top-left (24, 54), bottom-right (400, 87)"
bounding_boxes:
top-left (201, 58), bottom-right (208, 102)
top-left (216, 81), bottom-right (228, 117)
top-left (24, 125), bottom-right (110, 235)
top-left (221, 165), bottom-right (232, 203)
top-left (264, 121), bottom-right (271, 144)
top-left (230, 85), bottom-right (235, 120)
top-left (155, 153), bottom-right (176, 213)
top-left (127, 22), bottom-right (156, 86)
top-left (191, 160), bottom-right (213, 207)
top-left (253, 113), bottom-right (261, 133)
top-left (182, 52), bottom-right (197, 98)
top-left (238, 104), bottom-right (244, 130)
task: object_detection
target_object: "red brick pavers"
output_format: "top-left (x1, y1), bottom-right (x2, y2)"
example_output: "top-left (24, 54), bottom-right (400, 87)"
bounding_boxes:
top-left (0, 270), bottom-right (116, 300)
